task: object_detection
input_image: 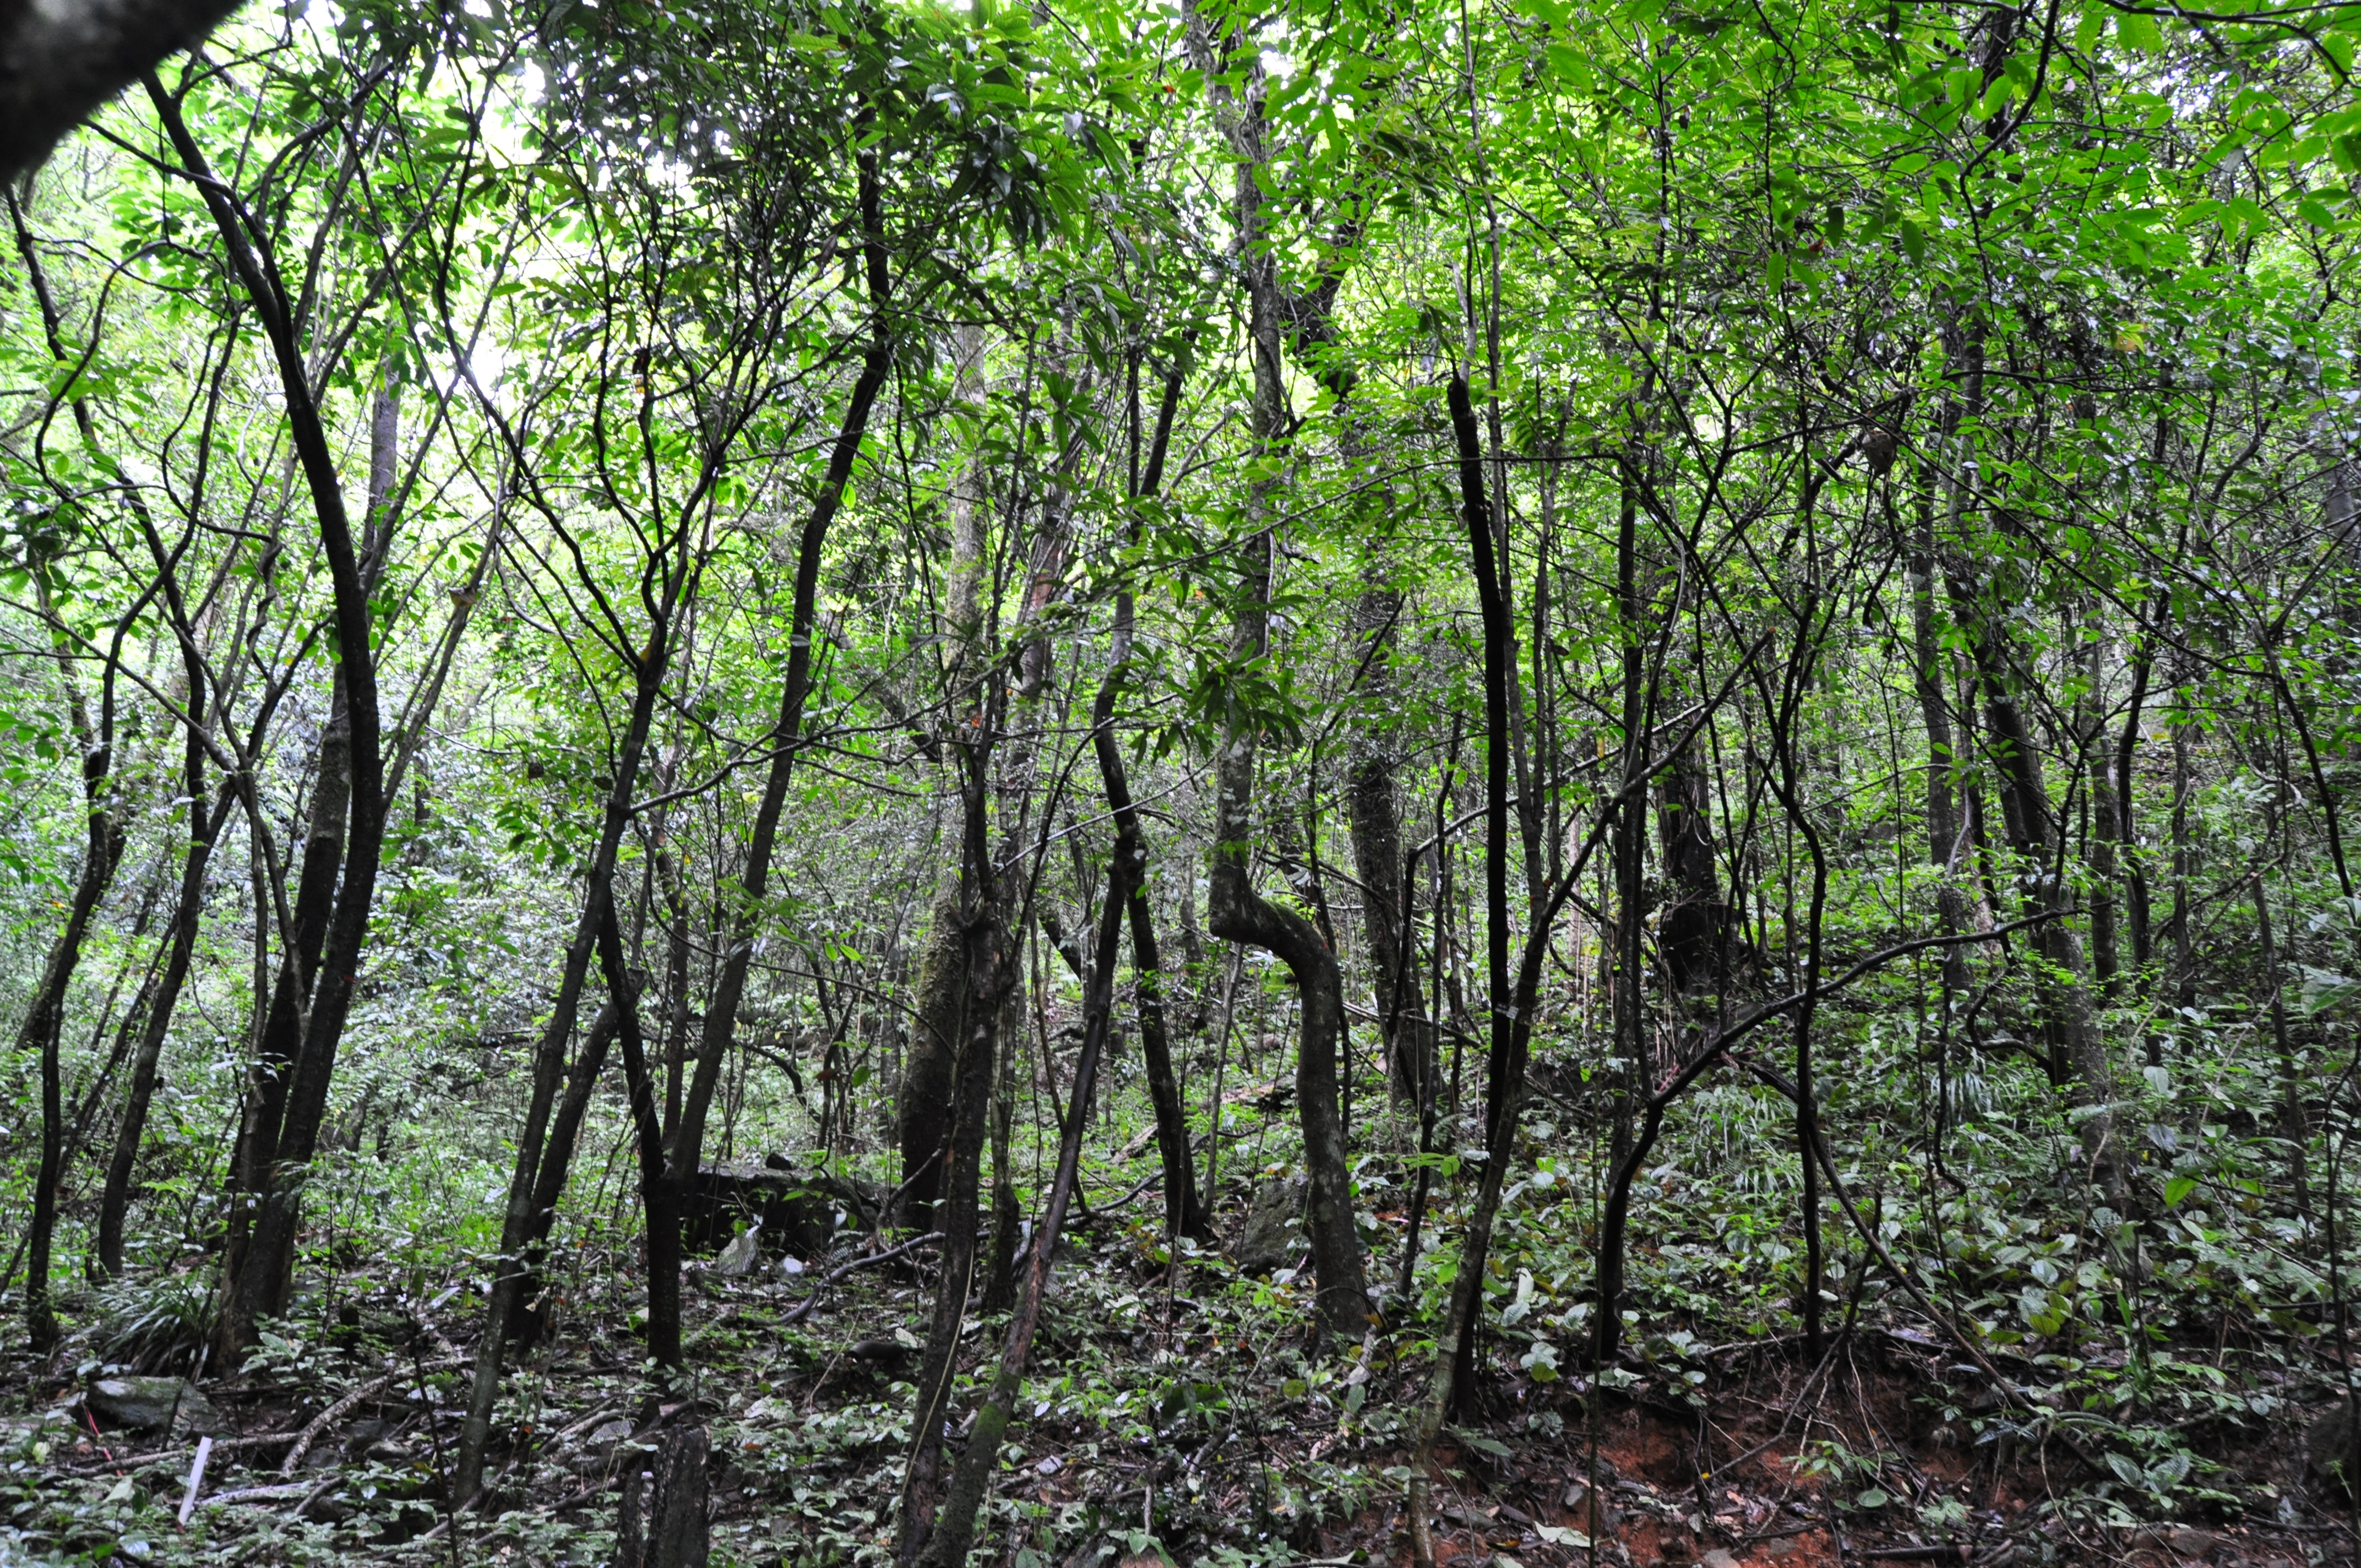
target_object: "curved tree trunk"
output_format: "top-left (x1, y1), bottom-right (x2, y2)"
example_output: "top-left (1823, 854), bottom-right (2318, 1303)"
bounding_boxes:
top-left (149, 72), bottom-right (390, 1357)
top-left (1185, 0), bottom-right (1367, 1342)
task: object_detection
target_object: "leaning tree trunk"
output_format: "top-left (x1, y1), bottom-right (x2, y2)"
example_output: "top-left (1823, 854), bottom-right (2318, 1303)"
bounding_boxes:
top-left (453, 482), bottom-right (691, 1500)
top-left (515, 993), bottom-right (625, 1347)
top-left (150, 73), bottom-right (389, 1357)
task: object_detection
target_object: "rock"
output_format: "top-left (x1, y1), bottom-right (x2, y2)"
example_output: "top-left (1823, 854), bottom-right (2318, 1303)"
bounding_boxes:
top-left (2168, 1527), bottom-right (2222, 1559)
top-left (85, 1376), bottom-right (223, 1435)
top-left (684, 1163), bottom-right (878, 1259)
top-left (1702, 1552), bottom-right (1738, 1568)
top-left (1231, 1177), bottom-right (1307, 1274)
top-left (714, 1221), bottom-right (762, 1276)
top-left (848, 1337), bottom-right (912, 1373)
top-left (2310, 1400), bottom-right (2361, 1499)
top-left (1762, 1539), bottom-right (1803, 1561)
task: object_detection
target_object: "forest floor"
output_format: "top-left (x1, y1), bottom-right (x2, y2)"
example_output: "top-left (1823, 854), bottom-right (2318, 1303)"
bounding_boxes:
top-left (0, 1166), bottom-right (2352, 1568)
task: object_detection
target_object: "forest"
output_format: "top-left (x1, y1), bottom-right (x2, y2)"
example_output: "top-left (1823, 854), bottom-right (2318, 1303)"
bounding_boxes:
top-left (2, 0), bottom-right (2358, 1562)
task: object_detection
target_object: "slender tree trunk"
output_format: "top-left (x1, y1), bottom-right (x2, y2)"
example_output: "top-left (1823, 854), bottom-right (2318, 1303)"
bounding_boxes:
top-left (1439, 375), bottom-right (1517, 1411)
top-left (980, 983), bottom-right (1021, 1313)
top-left (97, 769), bottom-right (235, 1277)
top-left (1934, 321), bottom-right (2114, 1183)
top-left (2169, 705), bottom-right (2196, 1025)
top-left (149, 73), bottom-right (388, 1355)
top-left (1907, 466), bottom-right (1971, 996)
top-left (2086, 625), bottom-right (2123, 999)
top-left (516, 994), bottom-right (625, 1346)
top-left (22, 748), bottom-right (126, 1347)
top-left (455, 588), bottom-right (681, 1499)
top-left (600, 896), bottom-right (679, 1370)
top-left (222, 676), bottom-right (346, 1303)
top-left (1595, 462), bottom-right (1648, 1365)
top-left (667, 147), bottom-right (894, 1289)
top-left (1347, 595), bottom-right (1427, 1102)
top-left (2254, 870), bottom-right (2309, 1214)
top-left (1090, 356), bottom-right (1209, 1242)
top-left (895, 743), bottom-right (1009, 1568)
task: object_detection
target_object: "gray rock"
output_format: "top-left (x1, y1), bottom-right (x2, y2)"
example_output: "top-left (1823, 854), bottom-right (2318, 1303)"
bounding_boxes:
top-left (86, 1376), bottom-right (224, 1435)
top-left (1231, 1177), bottom-right (1306, 1275)
top-left (2309, 1398), bottom-right (2361, 1499)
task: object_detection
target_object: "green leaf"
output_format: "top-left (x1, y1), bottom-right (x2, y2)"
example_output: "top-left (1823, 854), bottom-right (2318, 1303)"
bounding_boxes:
top-left (2115, 9), bottom-right (2164, 53)
top-left (1897, 217), bottom-right (1925, 264)
top-left (2301, 966), bottom-right (2361, 1016)
top-left (2163, 1175), bottom-right (2197, 1209)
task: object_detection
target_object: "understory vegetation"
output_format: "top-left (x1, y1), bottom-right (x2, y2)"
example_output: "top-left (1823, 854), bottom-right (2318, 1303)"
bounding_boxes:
top-left (4, 0), bottom-right (2361, 1563)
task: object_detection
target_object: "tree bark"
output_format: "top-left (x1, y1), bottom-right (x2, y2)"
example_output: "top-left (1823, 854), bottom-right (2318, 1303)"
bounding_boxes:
top-left (148, 72), bottom-right (388, 1354)
top-left (664, 139), bottom-right (894, 1298)
top-left (894, 743), bottom-right (1010, 1568)
top-left (1186, 1), bottom-right (1368, 1340)
top-left (21, 738), bottom-right (126, 1347)
top-left (96, 767), bottom-right (235, 1278)
top-left (0, 0), bottom-right (242, 182)
top-left (516, 993), bottom-right (625, 1346)
top-left (910, 754), bottom-right (1136, 1568)
top-left (1090, 354), bottom-right (1210, 1242)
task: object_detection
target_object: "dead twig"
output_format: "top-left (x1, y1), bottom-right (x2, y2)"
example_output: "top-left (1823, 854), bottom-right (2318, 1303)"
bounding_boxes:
top-left (779, 1231), bottom-right (945, 1327)
top-left (281, 1355), bottom-right (467, 1474)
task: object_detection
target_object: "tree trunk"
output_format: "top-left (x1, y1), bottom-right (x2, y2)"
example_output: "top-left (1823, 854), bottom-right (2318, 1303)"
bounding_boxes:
top-left (895, 747), bottom-right (1009, 1568)
top-left (2254, 870), bottom-right (2309, 1214)
top-left (1907, 466), bottom-right (1971, 997)
top-left (1595, 463), bottom-right (1648, 1366)
top-left (22, 748), bottom-right (126, 1347)
top-left (601, 894), bottom-right (682, 1370)
top-left (1185, 4), bottom-right (1367, 1340)
top-left (222, 672), bottom-right (347, 1303)
top-left (1655, 736), bottom-right (1723, 997)
top-left (97, 769), bottom-right (234, 1277)
top-left (1346, 596), bottom-right (1429, 1102)
top-left (900, 870), bottom-right (965, 1231)
top-left (668, 148), bottom-right (895, 1291)
top-left (1090, 354), bottom-right (1210, 1243)
top-left (150, 74), bottom-right (388, 1357)
top-left (516, 993), bottom-right (625, 1346)
top-left (910, 760), bottom-right (1137, 1568)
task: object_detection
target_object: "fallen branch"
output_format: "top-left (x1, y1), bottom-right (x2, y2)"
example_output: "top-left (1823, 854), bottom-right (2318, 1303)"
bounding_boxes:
top-left (176, 1436), bottom-right (211, 1528)
top-left (282, 1355), bottom-right (467, 1474)
top-left (780, 1231), bottom-right (945, 1327)
top-left (199, 1482), bottom-right (314, 1506)
top-left (50, 1429), bottom-right (298, 1477)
